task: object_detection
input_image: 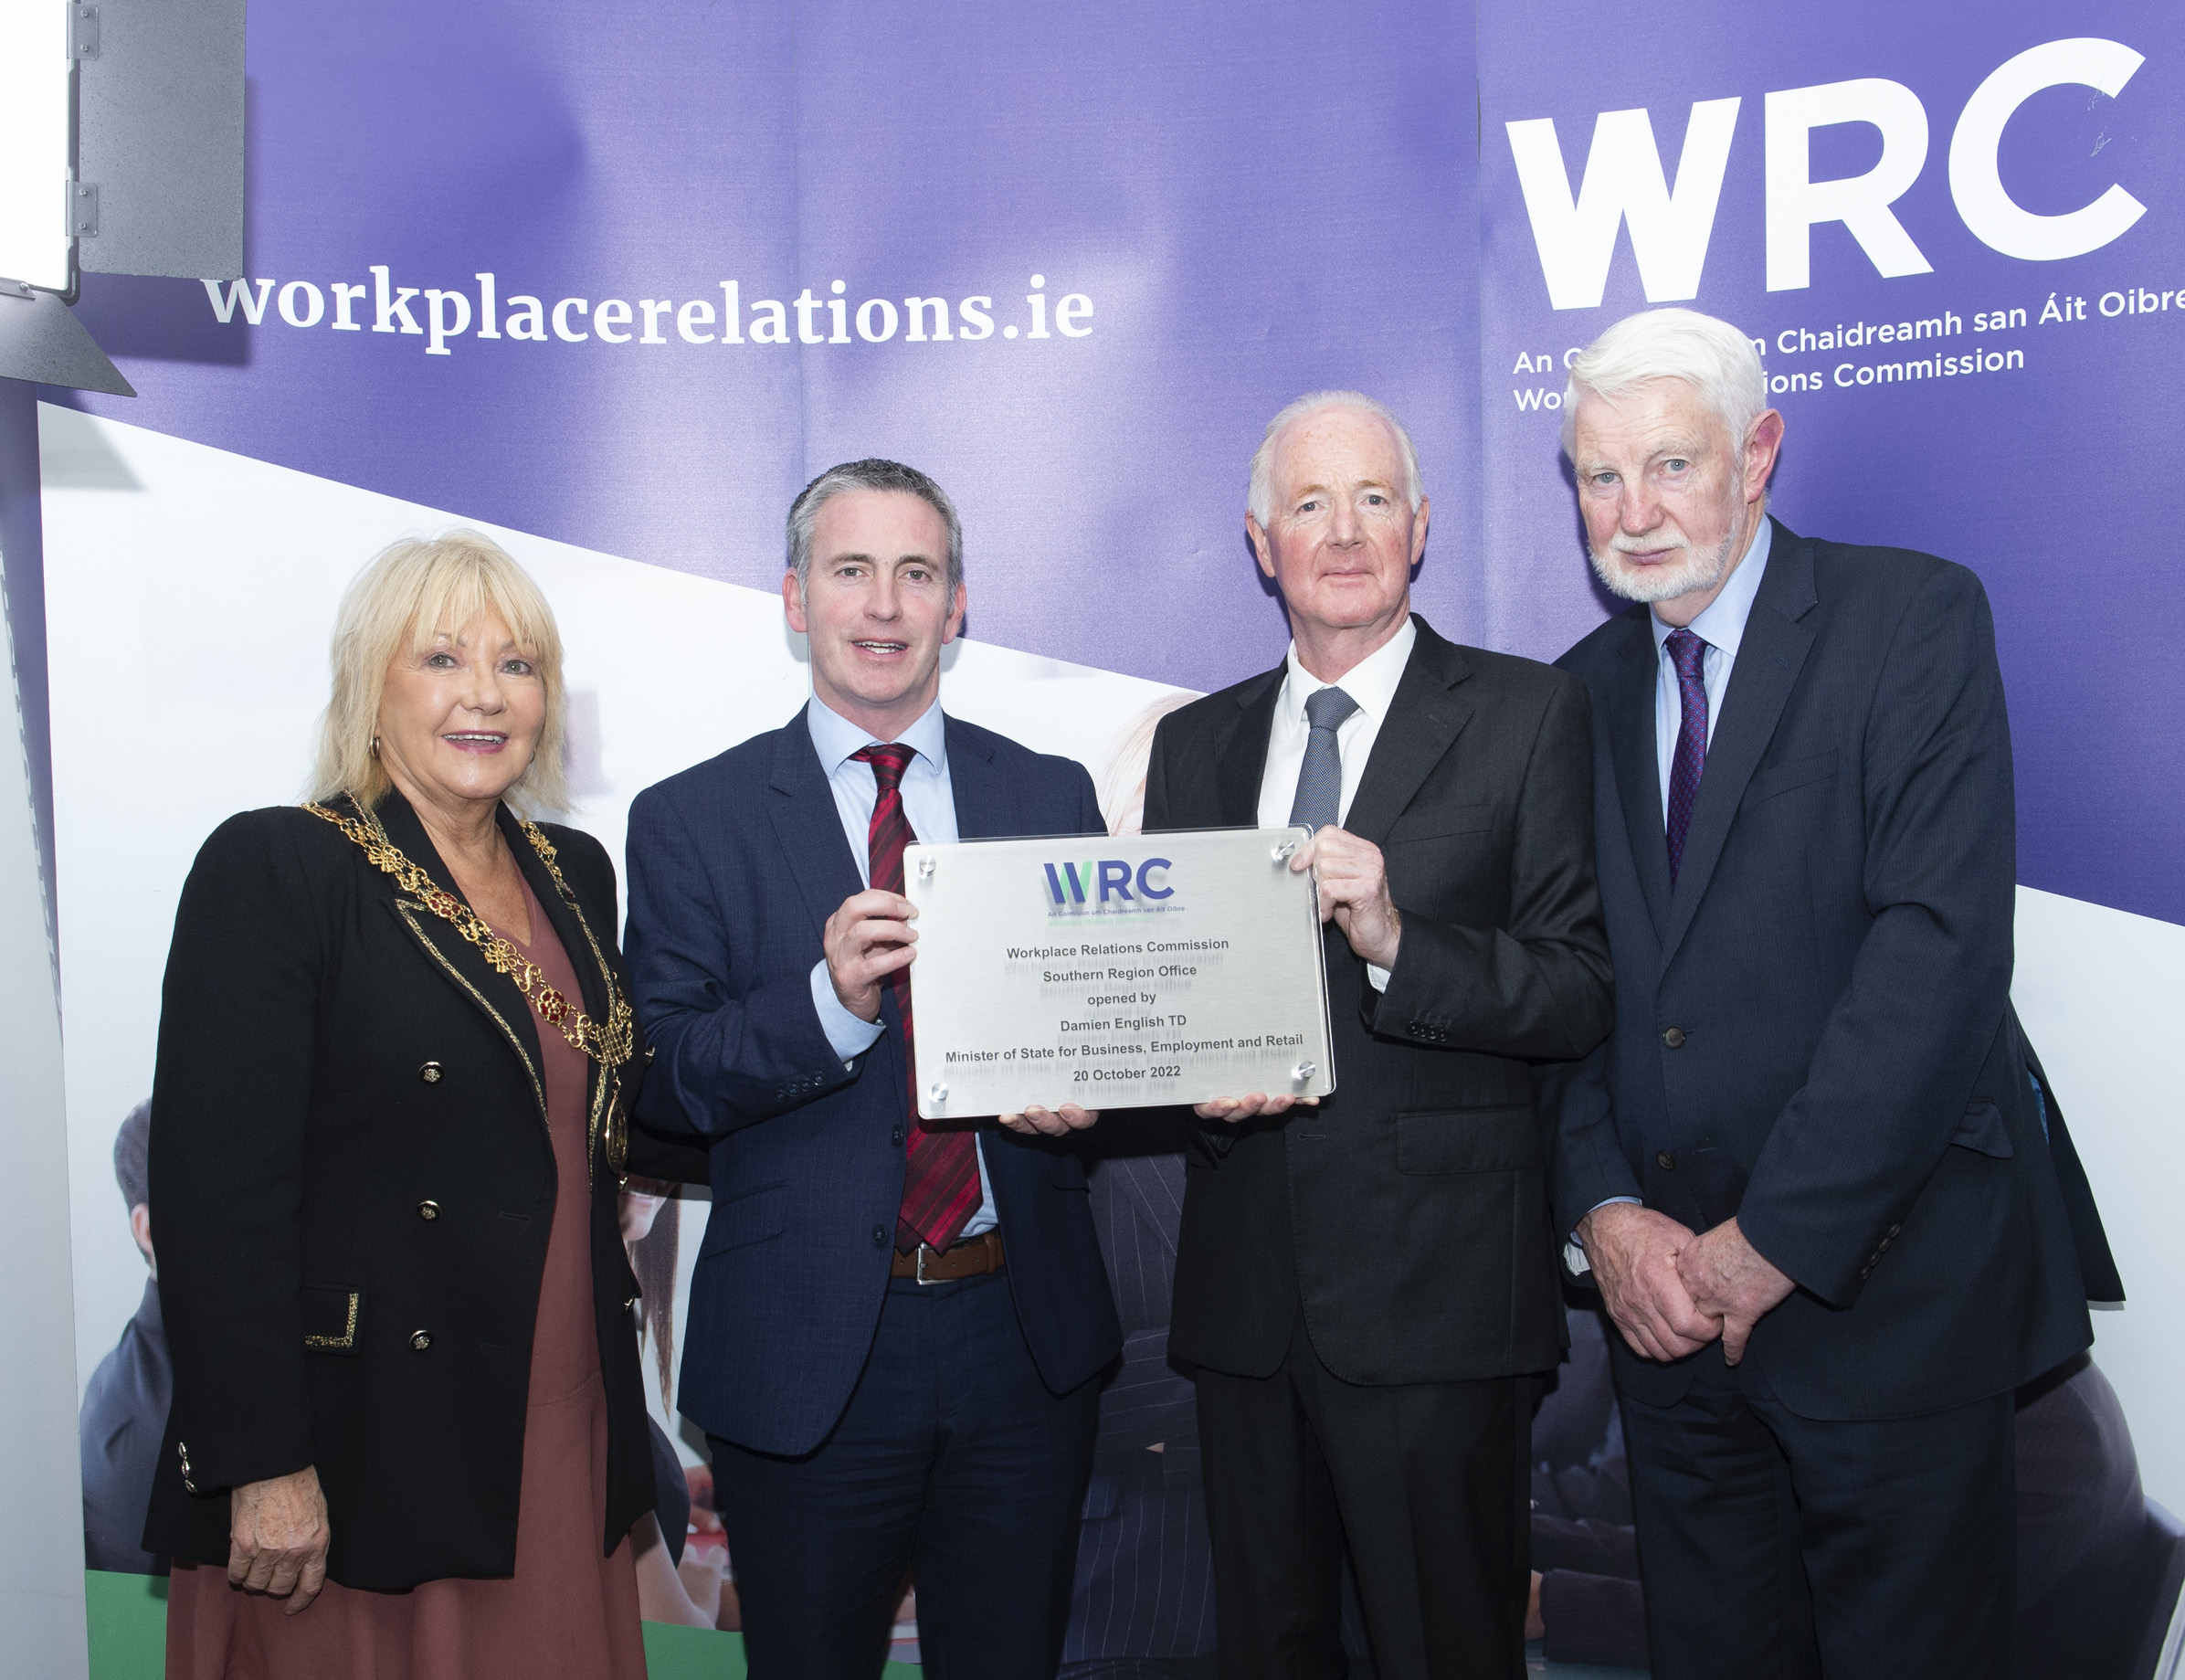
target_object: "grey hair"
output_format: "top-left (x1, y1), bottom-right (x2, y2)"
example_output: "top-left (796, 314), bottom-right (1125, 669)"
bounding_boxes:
top-left (1247, 390), bottom-right (1424, 527)
top-left (786, 459), bottom-right (964, 594)
top-left (1561, 307), bottom-right (1768, 458)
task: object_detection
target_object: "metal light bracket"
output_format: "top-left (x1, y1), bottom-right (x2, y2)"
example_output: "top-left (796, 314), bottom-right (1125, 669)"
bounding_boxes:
top-left (66, 183), bottom-right (99, 239)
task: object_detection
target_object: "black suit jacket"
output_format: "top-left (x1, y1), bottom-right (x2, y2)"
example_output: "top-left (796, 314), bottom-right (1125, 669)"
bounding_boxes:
top-left (1553, 520), bottom-right (2101, 1419)
top-left (625, 709), bottom-right (1122, 1456)
top-left (1145, 616), bottom-right (1613, 1384)
top-left (144, 790), bottom-right (693, 1588)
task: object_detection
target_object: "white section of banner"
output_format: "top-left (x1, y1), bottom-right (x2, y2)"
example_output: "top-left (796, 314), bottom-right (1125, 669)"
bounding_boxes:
top-left (0, 407), bottom-right (90, 1675)
top-left (2014, 885), bottom-right (2185, 1508)
top-left (40, 405), bottom-right (2184, 1647)
top-left (39, 405), bottom-right (1186, 1430)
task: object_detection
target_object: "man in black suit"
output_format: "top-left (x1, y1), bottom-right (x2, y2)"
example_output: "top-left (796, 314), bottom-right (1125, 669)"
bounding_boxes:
top-left (1144, 391), bottom-right (1614, 1677)
top-left (625, 460), bottom-right (1119, 1678)
top-left (1551, 306), bottom-right (2102, 1679)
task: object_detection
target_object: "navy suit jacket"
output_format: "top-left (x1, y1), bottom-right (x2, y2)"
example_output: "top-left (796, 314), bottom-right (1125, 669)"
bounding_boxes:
top-left (624, 706), bottom-right (1122, 1455)
top-left (1552, 521), bottom-right (2098, 1420)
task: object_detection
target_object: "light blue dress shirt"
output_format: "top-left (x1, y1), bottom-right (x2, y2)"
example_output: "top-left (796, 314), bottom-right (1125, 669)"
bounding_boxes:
top-left (1649, 516), bottom-right (1774, 822)
top-left (803, 696), bottom-right (997, 1239)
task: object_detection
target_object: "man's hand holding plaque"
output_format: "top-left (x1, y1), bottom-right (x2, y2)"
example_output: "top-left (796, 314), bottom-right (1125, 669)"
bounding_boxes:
top-left (821, 885), bottom-right (920, 1022)
top-left (1193, 826), bottom-right (1387, 1123)
top-left (830, 882), bottom-right (1103, 1136)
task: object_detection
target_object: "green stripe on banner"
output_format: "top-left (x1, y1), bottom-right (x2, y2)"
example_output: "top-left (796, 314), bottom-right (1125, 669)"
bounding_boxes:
top-left (87, 1571), bottom-right (924, 1678)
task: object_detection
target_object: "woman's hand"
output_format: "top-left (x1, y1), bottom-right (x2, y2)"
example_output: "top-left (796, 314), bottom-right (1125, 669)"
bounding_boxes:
top-left (227, 1465), bottom-right (332, 1614)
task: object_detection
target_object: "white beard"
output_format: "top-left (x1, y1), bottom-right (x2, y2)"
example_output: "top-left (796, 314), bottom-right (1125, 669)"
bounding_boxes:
top-left (1589, 523), bottom-right (1739, 607)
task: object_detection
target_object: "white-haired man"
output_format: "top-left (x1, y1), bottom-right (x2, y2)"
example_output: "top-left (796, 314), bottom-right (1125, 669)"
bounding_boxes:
top-left (1145, 392), bottom-right (1614, 1677)
top-left (1551, 307), bottom-right (2111, 1678)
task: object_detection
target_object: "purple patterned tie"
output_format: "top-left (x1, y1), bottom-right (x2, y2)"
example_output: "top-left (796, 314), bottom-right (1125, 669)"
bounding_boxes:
top-left (1664, 628), bottom-right (1710, 885)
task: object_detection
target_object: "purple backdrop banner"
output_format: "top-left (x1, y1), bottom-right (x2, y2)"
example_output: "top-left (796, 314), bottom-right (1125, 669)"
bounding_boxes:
top-left (40, 4), bottom-right (2185, 1674)
top-left (1474, 0), bottom-right (2185, 925)
top-left (70, 0), bottom-right (1483, 698)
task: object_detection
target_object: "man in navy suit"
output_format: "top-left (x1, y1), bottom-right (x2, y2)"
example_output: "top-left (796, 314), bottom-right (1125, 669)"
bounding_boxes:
top-left (625, 459), bottom-right (1121, 1678)
top-left (1551, 308), bottom-right (2102, 1679)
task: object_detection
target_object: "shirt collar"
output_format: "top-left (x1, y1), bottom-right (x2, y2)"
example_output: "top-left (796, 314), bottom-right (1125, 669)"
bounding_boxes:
top-left (1651, 514), bottom-right (1774, 661)
top-left (1281, 615), bottom-right (1418, 725)
top-left (806, 693), bottom-right (949, 777)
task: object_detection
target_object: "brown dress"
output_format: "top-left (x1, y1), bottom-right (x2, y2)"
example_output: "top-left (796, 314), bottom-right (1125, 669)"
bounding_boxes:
top-left (166, 878), bottom-right (648, 1679)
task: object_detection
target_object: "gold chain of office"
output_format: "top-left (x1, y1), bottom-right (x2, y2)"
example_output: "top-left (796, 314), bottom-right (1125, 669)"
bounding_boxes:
top-left (303, 801), bottom-right (637, 1071)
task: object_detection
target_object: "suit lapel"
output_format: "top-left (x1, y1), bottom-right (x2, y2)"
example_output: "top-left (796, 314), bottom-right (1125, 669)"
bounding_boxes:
top-left (1341, 618), bottom-right (1473, 848)
top-left (1605, 613), bottom-right (1673, 940)
top-left (369, 788), bottom-right (547, 1122)
top-left (943, 714), bottom-right (1014, 840)
top-left (1659, 523), bottom-right (1821, 965)
top-left (765, 705), bottom-right (867, 937)
top-left (1215, 670), bottom-right (1282, 827)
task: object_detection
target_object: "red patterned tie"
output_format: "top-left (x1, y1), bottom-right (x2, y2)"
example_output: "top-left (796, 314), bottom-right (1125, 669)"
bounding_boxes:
top-left (852, 744), bottom-right (982, 1252)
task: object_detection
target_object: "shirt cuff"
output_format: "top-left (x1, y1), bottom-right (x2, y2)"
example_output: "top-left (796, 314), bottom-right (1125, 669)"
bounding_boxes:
top-left (1366, 963), bottom-right (1391, 992)
top-left (809, 960), bottom-right (885, 1066)
top-left (1565, 1196), bottom-right (1642, 1275)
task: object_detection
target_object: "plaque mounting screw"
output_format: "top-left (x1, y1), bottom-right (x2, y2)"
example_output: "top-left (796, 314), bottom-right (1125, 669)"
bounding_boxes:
top-left (927, 1080), bottom-right (948, 1106)
top-left (1290, 1061), bottom-right (1316, 1084)
top-left (916, 855), bottom-right (936, 880)
top-left (1272, 839), bottom-right (1300, 861)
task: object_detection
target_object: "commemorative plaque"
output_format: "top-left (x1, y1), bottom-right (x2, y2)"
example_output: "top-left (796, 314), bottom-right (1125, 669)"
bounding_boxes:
top-left (902, 827), bottom-right (1336, 1119)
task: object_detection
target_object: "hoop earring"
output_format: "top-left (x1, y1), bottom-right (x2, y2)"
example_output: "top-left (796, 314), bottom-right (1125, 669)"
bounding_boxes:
top-left (370, 734), bottom-right (381, 757)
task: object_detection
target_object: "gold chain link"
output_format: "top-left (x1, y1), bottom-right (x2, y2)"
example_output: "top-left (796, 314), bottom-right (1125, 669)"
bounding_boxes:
top-left (304, 801), bottom-right (636, 1071)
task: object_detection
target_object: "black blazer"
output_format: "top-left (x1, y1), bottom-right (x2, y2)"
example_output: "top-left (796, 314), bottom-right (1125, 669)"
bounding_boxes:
top-left (624, 709), bottom-right (1122, 1456)
top-left (1145, 616), bottom-right (1614, 1384)
top-left (1552, 521), bottom-right (2105, 1419)
top-left (144, 789), bottom-right (695, 1590)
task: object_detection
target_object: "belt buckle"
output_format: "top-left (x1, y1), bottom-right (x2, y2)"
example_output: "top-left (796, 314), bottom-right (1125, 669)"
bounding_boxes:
top-left (914, 1243), bottom-right (941, 1284)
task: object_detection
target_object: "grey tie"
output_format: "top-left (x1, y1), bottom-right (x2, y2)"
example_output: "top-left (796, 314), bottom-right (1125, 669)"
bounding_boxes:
top-left (1288, 685), bottom-right (1360, 830)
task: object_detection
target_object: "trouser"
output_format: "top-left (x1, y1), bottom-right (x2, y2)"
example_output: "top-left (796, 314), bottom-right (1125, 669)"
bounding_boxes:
top-left (1618, 1352), bottom-right (2015, 1680)
top-left (710, 1271), bottom-right (1100, 1679)
top-left (1195, 1316), bottom-right (1528, 1680)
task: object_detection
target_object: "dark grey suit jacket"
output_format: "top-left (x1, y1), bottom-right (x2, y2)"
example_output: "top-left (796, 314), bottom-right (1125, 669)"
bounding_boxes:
top-left (1146, 615), bottom-right (1614, 1384)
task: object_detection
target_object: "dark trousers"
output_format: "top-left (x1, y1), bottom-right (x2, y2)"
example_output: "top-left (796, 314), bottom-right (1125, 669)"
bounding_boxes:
top-left (1195, 1318), bottom-right (1528, 1680)
top-left (1619, 1353), bottom-right (2015, 1680)
top-left (709, 1272), bottom-right (1100, 1680)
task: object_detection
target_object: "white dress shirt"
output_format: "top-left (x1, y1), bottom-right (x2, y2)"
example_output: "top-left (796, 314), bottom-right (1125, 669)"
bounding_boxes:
top-left (1255, 615), bottom-right (1418, 992)
top-left (803, 695), bottom-right (996, 1238)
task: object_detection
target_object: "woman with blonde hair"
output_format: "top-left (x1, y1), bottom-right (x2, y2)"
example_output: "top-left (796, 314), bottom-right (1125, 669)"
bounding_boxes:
top-left (145, 531), bottom-right (699, 1678)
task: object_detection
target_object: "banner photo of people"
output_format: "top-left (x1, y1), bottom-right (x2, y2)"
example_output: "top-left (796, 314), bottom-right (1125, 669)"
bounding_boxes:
top-left (15, 1), bottom-right (2180, 1676)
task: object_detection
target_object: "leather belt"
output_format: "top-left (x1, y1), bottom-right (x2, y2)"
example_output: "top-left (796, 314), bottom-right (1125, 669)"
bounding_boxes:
top-left (889, 1230), bottom-right (1006, 1284)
